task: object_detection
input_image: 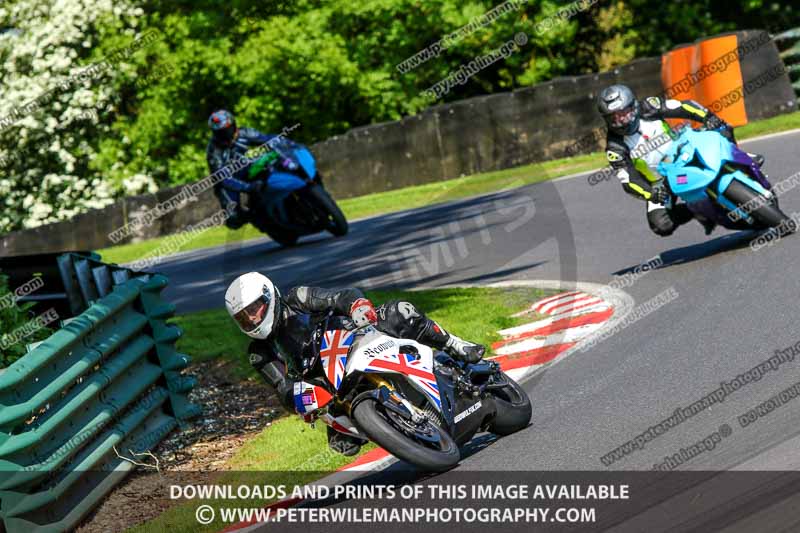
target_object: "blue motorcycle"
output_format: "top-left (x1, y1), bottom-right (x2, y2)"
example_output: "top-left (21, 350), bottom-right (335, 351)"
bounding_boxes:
top-left (246, 138), bottom-right (348, 246)
top-left (656, 127), bottom-right (795, 233)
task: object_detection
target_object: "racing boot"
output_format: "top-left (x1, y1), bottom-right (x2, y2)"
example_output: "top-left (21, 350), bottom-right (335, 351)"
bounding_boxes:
top-left (445, 334), bottom-right (486, 364)
top-left (327, 427), bottom-right (368, 457)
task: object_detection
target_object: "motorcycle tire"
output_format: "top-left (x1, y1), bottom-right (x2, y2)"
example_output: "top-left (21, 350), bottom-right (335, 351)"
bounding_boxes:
top-left (307, 184), bottom-right (348, 237)
top-left (250, 191), bottom-right (301, 247)
top-left (352, 398), bottom-right (460, 472)
top-left (265, 225), bottom-right (300, 247)
top-left (724, 180), bottom-right (796, 233)
top-left (488, 373), bottom-right (532, 436)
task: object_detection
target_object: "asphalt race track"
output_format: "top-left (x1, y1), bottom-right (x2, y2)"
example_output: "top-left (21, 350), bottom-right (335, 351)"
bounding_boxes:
top-left (154, 129), bottom-right (800, 474)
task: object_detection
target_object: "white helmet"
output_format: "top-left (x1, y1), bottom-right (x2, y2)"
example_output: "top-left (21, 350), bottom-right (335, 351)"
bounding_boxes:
top-left (225, 272), bottom-right (280, 339)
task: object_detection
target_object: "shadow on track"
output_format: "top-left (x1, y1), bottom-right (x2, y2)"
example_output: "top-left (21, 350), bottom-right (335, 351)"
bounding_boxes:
top-left (612, 230), bottom-right (759, 276)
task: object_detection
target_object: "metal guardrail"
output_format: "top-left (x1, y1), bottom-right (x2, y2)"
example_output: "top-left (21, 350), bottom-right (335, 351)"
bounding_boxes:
top-left (56, 252), bottom-right (150, 317)
top-left (0, 270), bottom-right (200, 532)
top-left (775, 27), bottom-right (800, 101)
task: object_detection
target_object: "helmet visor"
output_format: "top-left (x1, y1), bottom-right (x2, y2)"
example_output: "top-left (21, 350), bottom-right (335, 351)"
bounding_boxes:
top-left (609, 106), bottom-right (637, 129)
top-left (213, 126), bottom-right (236, 146)
top-left (233, 296), bottom-right (269, 332)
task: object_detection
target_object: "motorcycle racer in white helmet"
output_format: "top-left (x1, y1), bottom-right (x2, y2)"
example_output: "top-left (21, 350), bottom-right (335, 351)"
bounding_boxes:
top-left (225, 272), bottom-right (485, 456)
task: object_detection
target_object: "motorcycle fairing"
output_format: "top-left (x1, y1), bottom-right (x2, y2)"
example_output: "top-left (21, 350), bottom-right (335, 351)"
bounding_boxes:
top-left (348, 334), bottom-right (444, 412)
top-left (319, 329), bottom-right (355, 390)
top-left (266, 171), bottom-right (307, 192)
top-left (657, 129), bottom-right (773, 228)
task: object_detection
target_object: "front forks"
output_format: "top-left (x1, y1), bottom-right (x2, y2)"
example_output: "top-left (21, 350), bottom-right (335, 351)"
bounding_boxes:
top-left (353, 375), bottom-right (426, 425)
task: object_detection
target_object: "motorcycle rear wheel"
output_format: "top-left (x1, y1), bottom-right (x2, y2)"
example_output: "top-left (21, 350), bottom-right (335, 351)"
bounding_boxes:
top-left (352, 398), bottom-right (460, 472)
top-left (488, 373), bottom-right (532, 436)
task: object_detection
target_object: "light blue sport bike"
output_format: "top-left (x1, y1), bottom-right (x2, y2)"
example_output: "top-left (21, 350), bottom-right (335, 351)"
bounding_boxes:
top-left (656, 126), bottom-right (795, 233)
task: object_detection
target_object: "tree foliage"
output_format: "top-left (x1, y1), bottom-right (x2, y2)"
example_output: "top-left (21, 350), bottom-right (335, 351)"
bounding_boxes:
top-left (1, 0), bottom-right (799, 233)
top-left (0, 272), bottom-right (53, 368)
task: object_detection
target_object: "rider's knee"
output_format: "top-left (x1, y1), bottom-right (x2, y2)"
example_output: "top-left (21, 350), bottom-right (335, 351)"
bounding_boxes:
top-left (378, 300), bottom-right (424, 337)
top-left (648, 210), bottom-right (676, 236)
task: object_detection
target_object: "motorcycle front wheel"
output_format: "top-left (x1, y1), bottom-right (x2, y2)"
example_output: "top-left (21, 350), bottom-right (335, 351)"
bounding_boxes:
top-left (488, 373), bottom-right (532, 436)
top-left (352, 398), bottom-right (460, 472)
top-left (307, 184), bottom-right (348, 237)
top-left (724, 180), bottom-right (796, 233)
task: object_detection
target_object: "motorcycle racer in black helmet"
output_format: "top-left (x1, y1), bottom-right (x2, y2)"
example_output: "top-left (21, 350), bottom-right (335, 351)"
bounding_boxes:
top-left (597, 84), bottom-right (765, 237)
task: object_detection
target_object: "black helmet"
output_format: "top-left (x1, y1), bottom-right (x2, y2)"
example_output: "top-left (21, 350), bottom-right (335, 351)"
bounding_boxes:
top-left (597, 84), bottom-right (640, 136)
top-left (208, 109), bottom-right (238, 146)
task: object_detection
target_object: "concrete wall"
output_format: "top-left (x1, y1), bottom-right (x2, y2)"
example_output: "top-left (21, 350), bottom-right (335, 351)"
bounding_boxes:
top-left (1, 30), bottom-right (794, 257)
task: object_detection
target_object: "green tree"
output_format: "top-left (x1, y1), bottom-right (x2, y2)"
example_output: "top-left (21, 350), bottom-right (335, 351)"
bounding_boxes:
top-left (0, 272), bottom-right (53, 368)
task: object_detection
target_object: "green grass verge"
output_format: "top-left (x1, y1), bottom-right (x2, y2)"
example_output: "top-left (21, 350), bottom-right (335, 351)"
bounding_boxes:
top-left (131, 286), bottom-right (549, 532)
top-left (736, 109), bottom-right (800, 140)
top-left (98, 110), bottom-right (800, 266)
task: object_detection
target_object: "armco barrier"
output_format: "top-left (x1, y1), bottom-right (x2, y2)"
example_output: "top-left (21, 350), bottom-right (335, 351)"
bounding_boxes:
top-left (775, 27), bottom-right (800, 101)
top-left (56, 252), bottom-right (149, 317)
top-left (0, 251), bottom-right (139, 321)
top-left (0, 272), bottom-right (200, 532)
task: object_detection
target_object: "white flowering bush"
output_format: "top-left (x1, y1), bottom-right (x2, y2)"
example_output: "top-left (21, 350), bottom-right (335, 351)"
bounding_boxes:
top-left (0, 0), bottom-right (158, 233)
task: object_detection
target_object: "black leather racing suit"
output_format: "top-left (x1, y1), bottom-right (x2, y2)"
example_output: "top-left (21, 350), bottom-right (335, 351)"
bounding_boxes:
top-left (247, 286), bottom-right (455, 412)
top-left (604, 96), bottom-right (735, 236)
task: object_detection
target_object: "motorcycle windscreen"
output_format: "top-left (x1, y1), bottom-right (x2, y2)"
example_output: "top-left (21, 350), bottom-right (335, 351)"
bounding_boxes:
top-left (294, 147), bottom-right (316, 179)
top-left (293, 381), bottom-right (333, 415)
top-left (319, 329), bottom-right (355, 389)
top-left (685, 130), bottom-right (732, 172)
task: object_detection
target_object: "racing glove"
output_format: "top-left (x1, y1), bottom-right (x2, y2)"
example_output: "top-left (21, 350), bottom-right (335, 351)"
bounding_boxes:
top-left (650, 184), bottom-right (669, 205)
top-left (280, 157), bottom-right (299, 171)
top-left (704, 113), bottom-right (735, 142)
top-left (350, 298), bottom-right (378, 328)
top-left (703, 113), bottom-right (729, 131)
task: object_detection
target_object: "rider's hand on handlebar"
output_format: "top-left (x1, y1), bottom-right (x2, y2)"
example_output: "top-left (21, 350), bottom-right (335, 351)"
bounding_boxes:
top-left (350, 298), bottom-right (378, 328)
top-left (280, 157), bottom-right (299, 171)
top-left (650, 184), bottom-right (669, 205)
top-left (704, 114), bottom-right (729, 131)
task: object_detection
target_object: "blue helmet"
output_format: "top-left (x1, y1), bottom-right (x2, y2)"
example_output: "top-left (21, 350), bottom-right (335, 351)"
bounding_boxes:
top-left (208, 109), bottom-right (237, 146)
